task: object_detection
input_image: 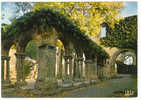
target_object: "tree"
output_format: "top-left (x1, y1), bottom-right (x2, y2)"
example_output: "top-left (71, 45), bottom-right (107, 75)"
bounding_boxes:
top-left (15, 2), bottom-right (33, 16)
top-left (33, 2), bottom-right (124, 37)
top-left (1, 2), bottom-right (33, 24)
top-left (100, 15), bottom-right (137, 51)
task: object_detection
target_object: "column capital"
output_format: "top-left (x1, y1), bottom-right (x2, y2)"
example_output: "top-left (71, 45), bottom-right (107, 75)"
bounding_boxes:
top-left (75, 57), bottom-right (84, 62)
top-left (68, 49), bottom-right (74, 54)
top-left (64, 56), bottom-right (72, 60)
top-left (77, 57), bottom-right (84, 61)
top-left (38, 43), bottom-right (56, 50)
top-left (6, 56), bottom-right (11, 61)
top-left (84, 59), bottom-right (93, 64)
top-left (68, 56), bottom-right (73, 60)
top-left (2, 56), bottom-right (11, 61)
top-left (2, 56), bottom-right (7, 60)
top-left (15, 52), bottom-right (26, 58)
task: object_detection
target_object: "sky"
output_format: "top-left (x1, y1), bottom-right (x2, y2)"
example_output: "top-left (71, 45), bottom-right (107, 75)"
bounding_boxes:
top-left (1, 3), bottom-right (17, 24)
top-left (1, 2), bottom-right (138, 24)
top-left (121, 2), bottom-right (137, 17)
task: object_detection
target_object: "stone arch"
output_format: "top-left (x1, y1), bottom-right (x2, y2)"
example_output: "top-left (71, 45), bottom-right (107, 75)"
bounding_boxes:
top-left (120, 51), bottom-right (136, 65)
top-left (2, 39), bottom-right (14, 57)
top-left (2, 8), bottom-right (109, 90)
top-left (1, 37), bottom-right (15, 83)
top-left (2, 8), bottom-right (109, 62)
top-left (110, 49), bottom-right (136, 74)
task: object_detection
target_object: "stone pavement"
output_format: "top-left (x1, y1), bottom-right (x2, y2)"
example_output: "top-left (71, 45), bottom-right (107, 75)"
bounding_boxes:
top-left (2, 74), bottom-right (137, 97)
top-left (61, 74), bottom-right (137, 97)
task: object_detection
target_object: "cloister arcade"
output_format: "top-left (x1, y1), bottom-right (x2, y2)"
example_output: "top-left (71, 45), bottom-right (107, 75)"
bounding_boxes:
top-left (2, 8), bottom-right (118, 90)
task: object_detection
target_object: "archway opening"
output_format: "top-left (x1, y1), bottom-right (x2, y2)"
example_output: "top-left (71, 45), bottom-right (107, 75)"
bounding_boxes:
top-left (9, 44), bottom-right (17, 83)
top-left (115, 51), bottom-right (137, 74)
top-left (123, 55), bottom-right (134, 65)
top-left (24, 40), bottom-right (38, 83)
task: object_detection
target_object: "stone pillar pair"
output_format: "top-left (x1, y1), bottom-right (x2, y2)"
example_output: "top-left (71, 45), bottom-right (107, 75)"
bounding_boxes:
top-left (56, 48), bottom-right (63, 79)
top-left (73, 57), bottom-right (84, 80)
top-left (15, 53), bottom-right (26, 86)
top-left (1, 56), bottom-right (11, 83)
top-left (35, 41), bottom-right (57, 90)
top-left (101, 58), bottom-right (111, 78)
top-left (85, 57), bottom-right (98, 81)
top-left (64, 55), bottom-right (73, 80)
top-left (97, 58), bottom-right (105, 79)
top-left (85, 59), bottom-right (92, 80)
top-left (93, 57), bottom-right (98, 80)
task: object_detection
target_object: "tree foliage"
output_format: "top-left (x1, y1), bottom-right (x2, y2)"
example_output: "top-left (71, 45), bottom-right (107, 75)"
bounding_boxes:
top-left (15, 2), bottom-right (33, 16)
top-left (1, 2), bottom-right (33, 24)
top-left (100, 15), bottom-right (137, 52)
top-left (33, 2), bottom-right (124, 37)
top-left (25, 40), bottom-right (37, 59)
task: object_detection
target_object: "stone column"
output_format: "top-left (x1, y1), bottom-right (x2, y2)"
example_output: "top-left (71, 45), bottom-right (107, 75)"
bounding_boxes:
top-left (97, 58), bottom-right (104, 79)
top-left (104, 59), bottom-right (111, 78)
top-left (78, 57), bottom-right (84, 79)
top-left (2, 56), bottom-right (11, 83)
top-left (85, 59), bottom-right (98, 81)
top-left (62, 57), bottom-right (65, 79)
top-left (72, 54), bottom-right (75, 78)
top-left (73, 58), bottom-right (76, 79)
top-left (2, 56), bottom-right (6, 81)
top-left (68, 56), bottom-right (73, 79)
top-left (58, 50), bottom-right (63, 79)
top-left (73, 58), bottom-right (81, 80)
top-left (64, 56), bottom-right (69, 79)
top-left (64, 55), bottom-right (73, 80)
top-left (91, 57), bottom-right (98, 80)
top-left (85, 59), bottom-right (92, 80)
top-left (103, 58), bottom-right (110, 78)
top-left (6, 56), bottom-right (11, 83)
top-left (82, 59), bottom-right (86, 78)
top-left (15, 53), bottom-right (26, 86)
top-left (35, 42), bottom-right (57, 90)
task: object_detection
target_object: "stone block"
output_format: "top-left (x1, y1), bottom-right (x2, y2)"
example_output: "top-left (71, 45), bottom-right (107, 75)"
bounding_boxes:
top-left (73, 79), bottom-right (81, 82)
top-left (73, 82), bottom-right (83, 87)
top-left (91, 80), bottom-right (98, 84)
top-left (61, 83), bottom-right (72, 88)
top-left (57, 80), bottom-right (63, 86)
top-left (84, 80), bottom-right (91, 85)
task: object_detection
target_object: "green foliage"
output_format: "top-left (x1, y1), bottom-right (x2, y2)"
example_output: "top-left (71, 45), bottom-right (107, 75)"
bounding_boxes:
top-left (2, 8), bottom-right (109, 58)
top-left (23, 60), bottom-right (34, 78)
top-left (25, 40), bottom-right (37, 59)
top-left (100, 15), bottom-right (137, 52)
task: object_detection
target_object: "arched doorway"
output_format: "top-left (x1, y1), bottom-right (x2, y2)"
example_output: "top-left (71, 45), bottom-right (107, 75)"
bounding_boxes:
top-left (111, 49), bottom-right (136, 75)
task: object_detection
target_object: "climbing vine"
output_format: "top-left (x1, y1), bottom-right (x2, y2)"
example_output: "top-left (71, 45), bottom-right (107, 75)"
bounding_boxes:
top-left (2, 8), bottom-right (109, 58)
top-left (100, 15), bottom-right (137, 52)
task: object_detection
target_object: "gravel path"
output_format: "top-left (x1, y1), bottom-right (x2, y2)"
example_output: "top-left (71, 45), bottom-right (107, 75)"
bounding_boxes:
top-left (63, 74), bottom-right (137, 97)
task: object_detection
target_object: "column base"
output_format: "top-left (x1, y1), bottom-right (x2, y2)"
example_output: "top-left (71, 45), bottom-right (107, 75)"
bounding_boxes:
top-left (15, 81), bottom-right (27, 87)
top-left (35, 78), bottom-right (57, 90)
top-left (2, 80), bottom-right (12, 87)
top-left (2, 80), bottom-right (11, 83)
top-left (63, 75), bottom-right (73, 82)
top-left (73, 78), bottom-right (82, 82)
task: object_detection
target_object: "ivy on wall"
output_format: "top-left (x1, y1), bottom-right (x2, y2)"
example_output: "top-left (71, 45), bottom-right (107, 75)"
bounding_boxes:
top-left (100, 15), bottom-right (137, 52)
top-left (2, 8), bottom-right (109, 58)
